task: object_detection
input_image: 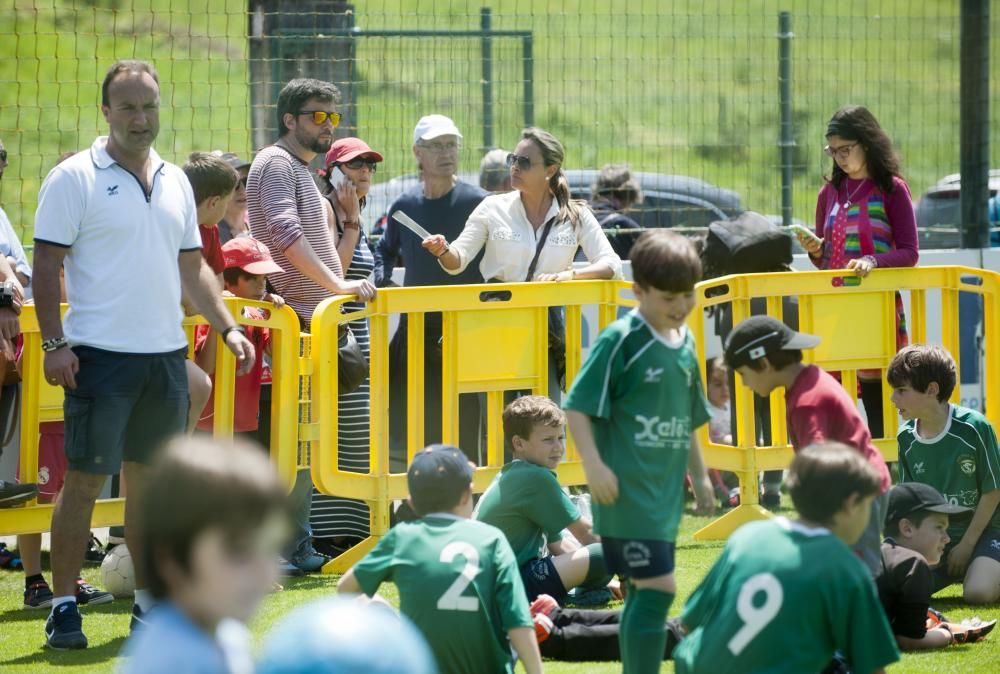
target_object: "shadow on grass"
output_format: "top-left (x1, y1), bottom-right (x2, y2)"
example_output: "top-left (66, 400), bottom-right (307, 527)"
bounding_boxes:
top-left (0, 601), bottom-right (131, 624)
top-left (0, 636), bottom-right (126, 668)
top-left (279, 574), bottom-right (340, 592)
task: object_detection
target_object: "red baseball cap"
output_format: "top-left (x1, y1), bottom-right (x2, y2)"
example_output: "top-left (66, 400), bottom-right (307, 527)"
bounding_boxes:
top-left (222, 237), bottom-right (284, 275)
top-left (324, 137), bottom-right (384, 167)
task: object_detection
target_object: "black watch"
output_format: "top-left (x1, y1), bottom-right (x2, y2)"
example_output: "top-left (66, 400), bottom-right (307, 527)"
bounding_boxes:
top-left (221, 325), bottom-right (246, 340)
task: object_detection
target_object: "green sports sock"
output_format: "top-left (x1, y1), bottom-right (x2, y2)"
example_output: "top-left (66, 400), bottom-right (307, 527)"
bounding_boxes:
top-left (622, 588), bottom-right (674, 674)
top-left (619, 590), bottom-right (635, 668)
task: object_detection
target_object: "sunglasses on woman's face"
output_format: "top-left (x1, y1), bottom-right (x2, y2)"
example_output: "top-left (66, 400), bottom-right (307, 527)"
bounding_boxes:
top-left (341, 157), bottom-right (378, 172)
top-left (505, 153), bottom-right (539, 171)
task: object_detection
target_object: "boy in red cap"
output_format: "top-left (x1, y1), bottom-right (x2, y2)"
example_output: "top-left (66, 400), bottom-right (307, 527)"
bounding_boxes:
top-left (194, 237), bottom-right (284, 437)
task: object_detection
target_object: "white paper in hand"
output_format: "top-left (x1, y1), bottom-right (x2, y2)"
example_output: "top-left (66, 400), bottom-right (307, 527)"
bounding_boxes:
top-left (392, 211), bottom-right (433, 240)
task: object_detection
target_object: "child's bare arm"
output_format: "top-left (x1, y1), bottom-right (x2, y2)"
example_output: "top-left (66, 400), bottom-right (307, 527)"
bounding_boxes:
top-left (337, 568), bottom-right (362, 595)
top-left (508, 626), bottom-right (543, 674)
top-left (688, 436), bottom-right (716, 515)
top-left (566, 410), bottom-right (618, 505)
top-left (565, 516), bottom-right (599, 546)
top-left (194, 328), bottom-right (218, 375)
top-left (948, 489), bottom-right (1000, 576)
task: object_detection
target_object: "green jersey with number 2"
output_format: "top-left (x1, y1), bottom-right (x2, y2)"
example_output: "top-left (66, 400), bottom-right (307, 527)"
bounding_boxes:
top-left (564, 310), bottom-right (711, 541)
top-left (352, 514), bottom-right (532, 674)
top-left (674, 518), bottom-right (900, 674)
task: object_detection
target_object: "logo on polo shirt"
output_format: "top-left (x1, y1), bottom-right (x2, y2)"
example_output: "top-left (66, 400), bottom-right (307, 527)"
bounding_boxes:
top-left (106, 184), bottom-right (119, 196)
top-left (913, 461), bottom-right (926, 475)
top-left (957, 454), bottom-right (976, 476)
top-left (644, 367), bottom-right (664, 383)
top-left (635, 415), bottom-right (690, 447)
top-left (991, 539), bottom-right (1000, 552)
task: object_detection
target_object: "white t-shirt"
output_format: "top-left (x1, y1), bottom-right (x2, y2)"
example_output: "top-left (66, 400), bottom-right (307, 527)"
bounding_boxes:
top-left (0, 205), bottom-right (32, 282)
top-left (33, 136), bottom-right (201, 353)
top-left (445, 190), bottom-right (623, 282)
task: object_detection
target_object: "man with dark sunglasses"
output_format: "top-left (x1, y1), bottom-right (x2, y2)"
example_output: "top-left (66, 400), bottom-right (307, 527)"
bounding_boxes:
top-left (374, 114), bottom-right (488, 468)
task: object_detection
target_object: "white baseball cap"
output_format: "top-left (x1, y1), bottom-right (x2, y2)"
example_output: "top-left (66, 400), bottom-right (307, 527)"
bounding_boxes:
top-left (413, 114), bottom-right (462, 145)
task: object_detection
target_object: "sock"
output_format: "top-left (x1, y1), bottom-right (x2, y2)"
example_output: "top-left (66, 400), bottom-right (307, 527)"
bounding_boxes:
top-left (583, 543), bottom-right (613, 587)
top-left (50, 595), bottom-right (76, 614)
top-left (621, 589), bottom-right (673, 674)
top-left (25, 573), bottom-right (45, 588)
top-left (619, 591), bottom-right (636, 669)
top-left (134, 588), bottom-right (154, 613)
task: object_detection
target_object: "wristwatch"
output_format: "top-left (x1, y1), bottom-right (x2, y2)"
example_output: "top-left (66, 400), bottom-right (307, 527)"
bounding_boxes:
top-left (342, 219), bottom-right (360, 231)
top-left (41, 337), bottom-right (69, 352)
top-left (221, 325), bottom-right (246, 340)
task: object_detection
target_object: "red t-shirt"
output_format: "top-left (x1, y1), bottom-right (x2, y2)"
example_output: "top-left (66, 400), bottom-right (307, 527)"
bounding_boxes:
top-left (199, 224), bottom-right (226, 275)
top-left (194, 308), bottom-right (270, 432)
top-left (785, 365), bottom-right (892, 492)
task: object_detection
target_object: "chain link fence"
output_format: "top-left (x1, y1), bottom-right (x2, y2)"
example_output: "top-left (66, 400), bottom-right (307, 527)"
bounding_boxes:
top-left (1, 0), bottom-right (998, 243)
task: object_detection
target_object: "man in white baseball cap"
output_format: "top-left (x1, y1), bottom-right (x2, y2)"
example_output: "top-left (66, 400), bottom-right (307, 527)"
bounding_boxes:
top-left (412, 114), bottom-right (463, 145)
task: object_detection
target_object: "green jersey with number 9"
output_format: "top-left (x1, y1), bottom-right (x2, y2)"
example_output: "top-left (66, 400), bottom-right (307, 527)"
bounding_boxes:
top-left (352, 513), bottom-right (533, 674)
top-left (674, 518), bottom-right (900, 674)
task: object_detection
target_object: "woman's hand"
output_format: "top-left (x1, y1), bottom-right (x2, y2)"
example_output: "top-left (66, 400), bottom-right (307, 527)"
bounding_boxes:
top-left (342, 278), bottom-right (377, 302)
top-left (422, 235), bottom-right (449, 258)
top-left (335, 180), bottom-right (361, 222)
top-left (793, 227), bottom-right (823, 256)
top-left (846, 255), bottom-right (877, 278)
top-left (536, 270), bottom-right (573, 283)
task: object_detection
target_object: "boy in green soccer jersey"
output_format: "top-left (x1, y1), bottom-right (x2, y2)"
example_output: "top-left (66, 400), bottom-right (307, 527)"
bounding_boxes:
top-left (337, 445), bottom-right (543, 674)
top-left (888, 344), bottom-right (1000, 604)
top-left (475, 396), bottom-right (615, 603)
top-left (564, 230), bottom-right (716, 674)
top-left (673, 443), bottom-right (901, 674)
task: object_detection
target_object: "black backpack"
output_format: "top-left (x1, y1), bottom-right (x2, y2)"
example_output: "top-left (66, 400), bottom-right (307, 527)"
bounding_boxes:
top-left (702, 211), bottom-right (793, 279)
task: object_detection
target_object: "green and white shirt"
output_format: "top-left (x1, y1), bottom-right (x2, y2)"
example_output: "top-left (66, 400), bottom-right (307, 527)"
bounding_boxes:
top-left (898, 404), bottom-right (1000, 541)
top-left (674, 518), bottom-right (900, 674)
top-left (564, 310), bottom-right (711, 541)
top-left (474, 460), bottom-right (581, 566)
top-left (352, 514), bottom-right (532, 674)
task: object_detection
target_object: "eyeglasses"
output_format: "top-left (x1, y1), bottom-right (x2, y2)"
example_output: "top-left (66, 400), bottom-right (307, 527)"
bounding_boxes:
top-left (418, 140), bottom-right (460, 153)
top-left (823, 142), bottom-right (858, 160)
top-left (340, 157), bottom-right (378, 172)
top-left (239, 176), bottom-right (248, 188)
top-left (0, 149), bottom-right (7, 162)
top-left (297, 110), bottom-right (341, 127)
top-left (505, 153), bottom-right (539, 171)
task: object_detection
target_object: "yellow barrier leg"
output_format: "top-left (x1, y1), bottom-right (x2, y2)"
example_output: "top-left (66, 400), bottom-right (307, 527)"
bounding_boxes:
top-left (322, 536), bottom-right (379, 574)
top-left (321, 476), bottom-right (393, 574)
top-left (692, 467), bottom-right (773, 541)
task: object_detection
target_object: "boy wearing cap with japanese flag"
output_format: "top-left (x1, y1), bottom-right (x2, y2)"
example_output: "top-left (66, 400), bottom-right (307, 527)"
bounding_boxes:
top-left (723, 315), bottom-right (892, 575)
top-left (194, 237), bottom-right (284, 436)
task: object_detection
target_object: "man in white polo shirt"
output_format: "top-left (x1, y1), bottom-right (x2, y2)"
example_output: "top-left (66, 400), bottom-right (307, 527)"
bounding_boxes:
top-left (32, 59), bottom-right (255, 650)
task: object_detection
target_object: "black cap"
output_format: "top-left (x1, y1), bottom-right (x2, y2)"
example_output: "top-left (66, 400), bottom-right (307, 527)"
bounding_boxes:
top-left (886, 482), bottom-right (972, 525)
top-left (407, 445), bottom-right (474, 512)
top-left (723, 316), bottom-right (822, 369)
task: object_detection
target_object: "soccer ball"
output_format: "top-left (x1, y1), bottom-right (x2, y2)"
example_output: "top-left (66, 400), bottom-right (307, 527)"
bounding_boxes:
top-left (100, 544), bottom-right (135, 598)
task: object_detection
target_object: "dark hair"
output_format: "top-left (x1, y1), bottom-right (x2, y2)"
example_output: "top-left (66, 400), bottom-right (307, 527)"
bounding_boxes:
top-left (592, 164), bottom-right (641, 208)
top-left (223, 266), bottom-right (257, 287)
top-left (503, 395), bottom-right (566, 452)
top-left (101, 60), bottom-right (159, 107)
top-left (141, 437), bottom-right (289, 600)
top-left (183, 152), bottom-right (239, 204)
top-left (786, 443), bottom-right (882, 525)
top-left (630, 229), bottom-right (702, 292)
top-left (706, 356), bottom-right (726, 378)
top-left (825, 105), bottom-right (902, 194)
top-left (886, 344), bottom-right (957, 403)
top-left (410, 481), bottom-right (470, 517)
top-left (884, 509), bottom-right (935, 539)
top-left (741, 348), bottom-right (803, 372)
top-left (276, 78), bottom-right (341, 136)
top-left (521, 127), bottom-right (584, 227)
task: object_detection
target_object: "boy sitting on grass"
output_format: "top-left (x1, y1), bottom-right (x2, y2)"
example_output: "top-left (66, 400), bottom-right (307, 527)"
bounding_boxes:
top-left (877, 482), bottom-right (995, 648)
top-left (564, 229), bottom-right (716, 674)
top-left (120, 436), bottom-right (289, 674)
top-left (673, 443), bottom-right (900, 674)
top-left (724, 315), bottom-right (892, 575)
top-left (889, 344), bottom-right (1000, 604)
top-left (338, 445), bottom-right (543, 674)
top-left (474, 395), bottom-right (615, 604)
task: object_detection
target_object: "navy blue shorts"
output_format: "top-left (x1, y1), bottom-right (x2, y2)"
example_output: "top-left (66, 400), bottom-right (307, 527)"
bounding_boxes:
top-left (933, 527), bottom-right (1000, 591)
top-left (63, 346), bottom-right (189, 475)
top-left (602, 537), bottom-right (676, 580)
top-left (520, 556), bottom-right (568, 602)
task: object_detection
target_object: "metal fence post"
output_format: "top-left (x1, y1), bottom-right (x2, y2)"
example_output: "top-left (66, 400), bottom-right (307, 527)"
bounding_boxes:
top-left (960, 0), bottom-right (990, 248)
top-left (523, 35), bottom-right (534, 128)
top-left (778, 11), bottom-right (794, 228)
top-left (481, 7), bottom-right (494, 150)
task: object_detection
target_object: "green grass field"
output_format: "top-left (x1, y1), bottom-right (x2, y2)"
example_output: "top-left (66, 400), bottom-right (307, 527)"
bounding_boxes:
top-left (2, 0), bottom-right (1000, 244)
top-left (1, 505), bottom-right (996, 673)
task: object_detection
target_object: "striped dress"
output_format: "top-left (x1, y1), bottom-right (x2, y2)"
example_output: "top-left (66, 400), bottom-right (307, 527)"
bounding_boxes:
top-left (310, 210), bottom-right (373, 541)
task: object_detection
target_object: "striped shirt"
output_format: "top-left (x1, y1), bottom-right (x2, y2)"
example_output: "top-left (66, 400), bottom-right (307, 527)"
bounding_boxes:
top-left (898, 404), bottom-right (1000, 541)
top-left (247, 145), bottom-right (343, 330)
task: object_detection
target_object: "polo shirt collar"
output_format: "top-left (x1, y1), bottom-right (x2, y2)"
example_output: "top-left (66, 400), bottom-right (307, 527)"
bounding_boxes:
top-left (89, 135), bottom-right (165, 173)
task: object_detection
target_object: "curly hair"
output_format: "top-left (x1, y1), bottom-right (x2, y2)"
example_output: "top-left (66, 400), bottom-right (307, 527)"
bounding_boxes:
top-left (825, 105), bottom-right (902, 194)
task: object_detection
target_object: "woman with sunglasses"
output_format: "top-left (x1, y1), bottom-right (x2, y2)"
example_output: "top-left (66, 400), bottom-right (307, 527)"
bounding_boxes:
top-left (794, 105), bottom-right (918, 438)
top-left (423, 127), bottom-right (621, 396)
top-left (311, 137), bottom-right (383, 553)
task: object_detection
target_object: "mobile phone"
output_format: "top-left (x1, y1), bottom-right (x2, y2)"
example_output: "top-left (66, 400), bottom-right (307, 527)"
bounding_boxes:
top-left (788, 224), bottom-right (823, 246)
top-left (328, 166), bottom-right (348, 190)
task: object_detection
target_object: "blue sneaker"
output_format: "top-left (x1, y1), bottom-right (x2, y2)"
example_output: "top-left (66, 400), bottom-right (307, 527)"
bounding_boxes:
top-left (290, 548), bottom-right (332, 573)
top-left (130, 604), bottom-right (149, 633)
top-left (45, 602), bottom-right (87, 650)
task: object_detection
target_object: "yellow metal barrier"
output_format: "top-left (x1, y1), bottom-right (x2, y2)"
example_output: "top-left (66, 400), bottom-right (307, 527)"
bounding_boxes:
top-left (692, 266), bottom-right (1000, 541)
top-left (0, 300), bottom-right (302, 536)
top-left (308, 280), bottom-right (630, 572)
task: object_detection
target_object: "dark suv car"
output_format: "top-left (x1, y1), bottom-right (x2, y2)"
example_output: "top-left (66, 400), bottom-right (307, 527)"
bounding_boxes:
top-left (914, 169), bottom-right (1000, 248)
